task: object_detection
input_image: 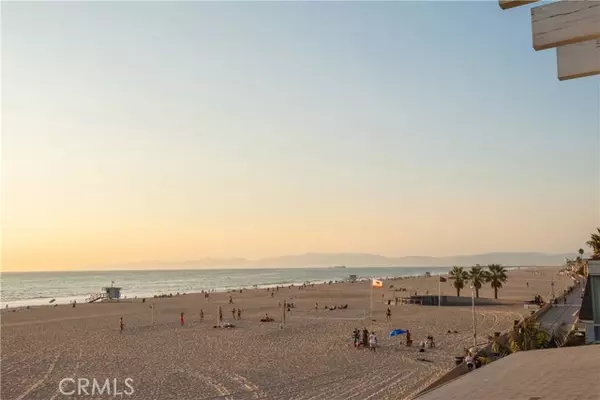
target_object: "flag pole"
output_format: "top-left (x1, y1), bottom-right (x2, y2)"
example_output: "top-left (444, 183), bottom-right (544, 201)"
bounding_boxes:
top-left (438, 278), bottom-right (441, 308)
top-left (370, 280), bottom-right (373, 320)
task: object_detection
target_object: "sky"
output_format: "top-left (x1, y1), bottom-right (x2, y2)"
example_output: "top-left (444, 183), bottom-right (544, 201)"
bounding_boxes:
top-left (2, 1), bottom-right (599, 272)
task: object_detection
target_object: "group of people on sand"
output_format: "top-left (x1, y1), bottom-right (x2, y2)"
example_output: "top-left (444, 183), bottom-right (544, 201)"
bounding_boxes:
top-left (353, 328), bottom-right (378, 351)
top-left (419, 335), bottom-right (435, 350)
top-left (261, 313), bottom-right (275, 322)
top-left (321, 304), bottom-right (348, 311)
top-left (464, 347), bottom-right (481, 371)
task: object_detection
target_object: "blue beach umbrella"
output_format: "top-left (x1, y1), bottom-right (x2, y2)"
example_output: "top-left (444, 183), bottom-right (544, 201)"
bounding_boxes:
top-left (389, 329), bottom-right (406, 337)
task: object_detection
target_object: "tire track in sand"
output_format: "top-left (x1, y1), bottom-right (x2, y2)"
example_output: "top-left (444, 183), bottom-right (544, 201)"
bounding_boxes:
top-left (1, 343), bottom-right (64, 376)
top-left (301, 363), bottom-right (416, 400)
top-left (200, 364), bottom-right (266, 399)
top-left (48, 347), bottom-right (86, 400)
top-left (227, 371), bottom-right (265, 399)
top-left (298, 370), bottom-right (373, 400)
top-left (343, 369), bottom-right (417, 400)
top-left (13, 352), bottom-right (61, 400)
top-left (180, 363), bottom-right (232, 399)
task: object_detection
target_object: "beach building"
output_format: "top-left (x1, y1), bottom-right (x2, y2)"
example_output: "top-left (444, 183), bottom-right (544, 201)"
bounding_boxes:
top-left (579, 259), bottom-right (600, 344)
top-left (102, 285), bottom-right (122, 300)
top-left (415, 345), bottom-right (600, 400)
top-left (87, 281), bottom-right (122, 303)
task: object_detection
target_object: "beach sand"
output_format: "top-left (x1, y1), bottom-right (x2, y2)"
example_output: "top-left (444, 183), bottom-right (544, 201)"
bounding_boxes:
top-left (0, 267), bottom-right (575, 400)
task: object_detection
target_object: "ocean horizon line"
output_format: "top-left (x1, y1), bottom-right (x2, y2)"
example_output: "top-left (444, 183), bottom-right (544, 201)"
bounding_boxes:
top-left (1, 263), bottom-right (558, 274)
top-left (1, 265), bottom-right (453, 274)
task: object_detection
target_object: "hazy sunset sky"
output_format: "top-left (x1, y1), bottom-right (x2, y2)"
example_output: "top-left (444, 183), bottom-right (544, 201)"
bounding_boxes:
top-left (2, 1), bottom-right (599, 272)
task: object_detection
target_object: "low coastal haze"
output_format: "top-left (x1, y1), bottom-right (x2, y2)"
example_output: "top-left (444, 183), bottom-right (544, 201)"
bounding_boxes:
top-left (2, 1), bottom-right (599, 272)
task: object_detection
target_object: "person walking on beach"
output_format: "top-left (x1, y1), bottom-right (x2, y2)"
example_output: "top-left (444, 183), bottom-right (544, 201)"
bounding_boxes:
top-left (386, 307), bottom-right (392, 322)
top-left (180, 312), bottom-right (185, 326)
top-left (369, 332), bottom-right (377, 352)
top-left (120, 317), bottom-right (124, 333)
top-left (237, 308), bottom-right (241, 320)
top-left (232, 308), bottom-right (236, 320)
top-left (218, 306), bottom-right (223, 324)
top-left (200, 309), bottom-right (204, 321)
top-left (229, 296), bottom-right (234, 304)
top-left (362, 328), bottom-right (369, 348)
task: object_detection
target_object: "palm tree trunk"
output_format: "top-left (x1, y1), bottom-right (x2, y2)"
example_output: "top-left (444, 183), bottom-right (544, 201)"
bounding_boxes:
top-left (475, 288), bottom-right (480, 298)
top-left (456, 288), bottom-right (460, 297)
top-left (494, 287), bottom-right (498, 299)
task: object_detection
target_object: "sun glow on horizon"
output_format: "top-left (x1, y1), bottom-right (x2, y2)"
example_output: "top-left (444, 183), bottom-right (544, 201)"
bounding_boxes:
top-left (2, 2), bottom-right (598, 272)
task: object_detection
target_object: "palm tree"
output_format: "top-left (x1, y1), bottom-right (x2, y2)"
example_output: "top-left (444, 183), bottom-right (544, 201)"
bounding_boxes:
top-left (586, 228), bottom-right (600, 260)
top-left (468, 264), bottom-right (489, 298)
top-left (449, 266), bottom-right (469, 296)
top-left (578, 248), bottom-right (584, 258)
top-left (486, 264), bottom-right (508, 299)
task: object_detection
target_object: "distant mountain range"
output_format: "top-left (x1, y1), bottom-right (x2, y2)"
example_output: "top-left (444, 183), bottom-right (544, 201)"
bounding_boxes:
top-left (118, 252), bottom-right (585, 270)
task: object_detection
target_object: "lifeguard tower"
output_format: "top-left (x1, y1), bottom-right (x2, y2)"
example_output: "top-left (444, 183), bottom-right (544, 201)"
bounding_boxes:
top-left (103, 284), bottom-right (122, 300)
top-left (87, 281), bottom-right (122, 303)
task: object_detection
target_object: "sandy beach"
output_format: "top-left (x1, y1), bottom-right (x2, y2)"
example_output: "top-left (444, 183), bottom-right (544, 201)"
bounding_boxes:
top-left (1, 267), bottom-right (575, 400)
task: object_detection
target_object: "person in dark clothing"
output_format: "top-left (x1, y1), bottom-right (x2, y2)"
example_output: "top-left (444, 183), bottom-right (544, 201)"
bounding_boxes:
top-left (362, 328), bottom-right (369, 347)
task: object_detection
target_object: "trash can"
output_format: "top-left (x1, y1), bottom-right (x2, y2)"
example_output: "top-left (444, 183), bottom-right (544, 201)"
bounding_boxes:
top-left (387, 300), bottom-right (391, 305)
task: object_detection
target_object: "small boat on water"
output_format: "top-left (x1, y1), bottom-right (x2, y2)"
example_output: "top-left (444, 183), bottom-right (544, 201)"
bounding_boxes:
top-left (329, 265), bottom-right (346, 269)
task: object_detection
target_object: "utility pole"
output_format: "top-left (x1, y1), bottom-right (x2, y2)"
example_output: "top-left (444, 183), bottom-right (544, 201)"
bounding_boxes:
top-left (282, 300), bottom-right (286, 327)
top-left (471, 285), bottom-right (477, 348)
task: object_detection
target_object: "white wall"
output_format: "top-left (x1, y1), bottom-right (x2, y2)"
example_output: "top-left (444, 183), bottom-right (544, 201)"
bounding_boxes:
top-left (585, 323), bottom-right (596, 344)
top-left (589, 260), bottom-right (600, 276)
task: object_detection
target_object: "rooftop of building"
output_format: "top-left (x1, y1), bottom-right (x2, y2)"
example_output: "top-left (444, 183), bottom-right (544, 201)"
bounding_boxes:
top-left (415, 344), bottom-right (600, 400)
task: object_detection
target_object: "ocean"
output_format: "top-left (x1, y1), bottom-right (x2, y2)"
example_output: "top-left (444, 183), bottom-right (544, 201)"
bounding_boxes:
top-left (0, 266), bottom-right (454, 308)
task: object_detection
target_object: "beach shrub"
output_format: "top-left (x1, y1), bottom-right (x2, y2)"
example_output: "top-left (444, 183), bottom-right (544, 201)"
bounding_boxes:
top-left (510, 318), bottom-right (550, 351)
top-left (586, 228), bottom-right (600, 260)
top-left (478, 356), bottom-right (492, 365)
top-left (491, 340), bottom-right (500, 354)
top-left (509, 338), bottom-right (521, 353)
top-left (486, 264), bottom-right (507, 299)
